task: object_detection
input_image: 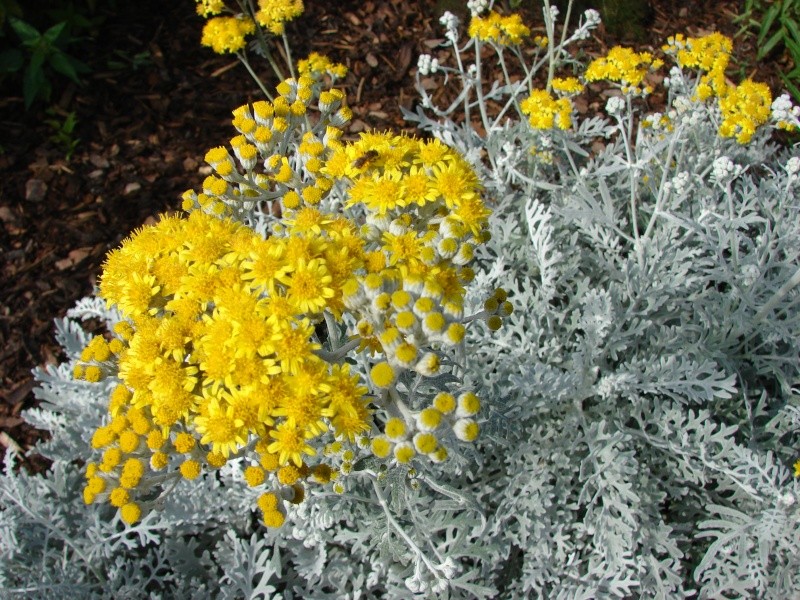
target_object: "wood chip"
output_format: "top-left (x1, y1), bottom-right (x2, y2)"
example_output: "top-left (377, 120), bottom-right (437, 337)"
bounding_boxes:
top-left (89, 154), bottom-right (110, 168)
top-left (124, 182), bottom-right (142, 195)
top-left (0, 432), bottom-right (22, 453)
top-left (0, 206), bottom-right (16, 223)
top-left (25, 178), bottom-right (48, 202)
top-left (55, 247), bottom-right (92, 271)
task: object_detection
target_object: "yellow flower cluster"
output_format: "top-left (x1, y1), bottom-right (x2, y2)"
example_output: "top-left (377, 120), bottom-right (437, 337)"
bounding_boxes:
top-left (718, 79), bottom-right (772, 144)
top-left (551, 77), bottom-right (585, 96)
top-left (520, 89), bottom-right (573, 130)
top-left (196, 0), bottom-right (225, 17)
top-left (322, 132), bottom-right (495, 464)
top-left (584, 46), bottom-right (663, 94)
top-left (468, 11), bottom-right (530, 46)
top-left (663, 32), bottom-right (731, 100)
top-left (181, 70), bottom-right (350, 217)
top-left (664, 32), bottom-right (775, 143)
top-left (298, 52), bottom-right (348, 80)
top-left (79, 71), bottom-right (506, 527)
top-left (516, 32), bottom-right (783, 144)
top-left (254, 0), bottom-right (304, 35)
top-left (200, 15), bottom-right (256, 54)
top-left (371, 391), bottom-right (481, 464)
top-left (196, 0), bottom-right (304, 55)
top-left (81, 209), bottom-right (372, 525)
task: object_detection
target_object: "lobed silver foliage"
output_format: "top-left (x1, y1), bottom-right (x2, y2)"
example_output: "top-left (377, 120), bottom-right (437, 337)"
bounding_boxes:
top-left (3, 1), bottom-right (800, 598)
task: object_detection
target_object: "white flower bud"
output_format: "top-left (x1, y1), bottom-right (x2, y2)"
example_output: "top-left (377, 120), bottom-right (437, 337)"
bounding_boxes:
top-left (583, 8), bottom-right (601, 26)
top-left (439, 557), bottom-right (458, 580)
top-left (405, 575), bottom-right (422, 593)
top-left (466, 0), bottom-right (489, 17)
top-left (606, 96), bottom-right (625, 116)
top-left (712, 156), bottom-right (740, 183)
top-left (417, 54), bottom-right (432, 76)
top-left (440, 11), bottom-right (460, 44)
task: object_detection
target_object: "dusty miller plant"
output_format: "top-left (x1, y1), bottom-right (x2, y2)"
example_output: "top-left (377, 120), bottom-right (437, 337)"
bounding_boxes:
top-left (3, 0), bottom-right (800, 598)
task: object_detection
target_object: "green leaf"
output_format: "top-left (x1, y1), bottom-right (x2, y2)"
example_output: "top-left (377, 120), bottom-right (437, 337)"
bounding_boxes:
top-left (780, 71), bottom-right (800, 103)
top-left (0, 48), bottom-right (23, 73)
top-left (22, 63), bottom-right (49, 108)
top-left (784, 64), bottom-right (800, 78)
top-left (784, 15), bottom-right (800, 47)
top-left (758, 4), bottom-right (782, 44)
top-left (48, 50), bottom-right (81, 84)
top-left (784, 34), bottom-right (800, 62)
top-left (757, 28), bottom-right (786, 60)
top-left (9, 17), bottom-right (41, 45)
top-left (43, 21), bottom-right (67, 46)
top-left (29, 46), bottom-right (46, 71)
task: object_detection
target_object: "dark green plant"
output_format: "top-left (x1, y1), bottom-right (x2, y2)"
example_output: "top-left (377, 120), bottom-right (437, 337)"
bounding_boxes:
top-left (106, 48), bottom-right (151, 72)
top-left (45, 107), bottom-right (80, 160)
top-left (735, 0), bottom-right (800, 102)
top-left (0, 17), bottom-right (90, 108)
top-left (0, 0), bottom-right (22, 28)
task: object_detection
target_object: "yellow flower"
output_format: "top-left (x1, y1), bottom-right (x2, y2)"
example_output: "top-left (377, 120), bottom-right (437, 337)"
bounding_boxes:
top-left (267, 420), bottom-right (317, 466)
top-left (201, 16), bottom-right (256, 54)
top-left (270, 318), bottom-right (319, 375)
top-left (431, 160), bottom-right (480, 208)
top-left (119, 458), bottom-right (145, 489)
top-left (468, 11), bottom-right (530, 46)
top-left (255, 0), bottom-right (304, 35)
top-left (109, 487), bottom-right (130, 508)
top-left (663, 32), bottom-right (732, 100)
top-left (551, 77), bottom-right (584, 95)
top-left (262, 509), bottom-right (285, 527)
top-left (358, 171), bottom-right (406, 215)
top-left (282, 258), bottom-right (335, 314)
top-left (193, 396), bottom-right (247, 458)
top-left (298, 52), bottom-right (348, 79)
top-left (195, 0), bottom-right (224, 16)
top-left (433, 392), bottom-right (456, 414)
top-left (120, 502), bottom-right (142, 524)
top-left (371, 436), bottom-right (392, 458)
top-left (118, 272), bottom-right (161, 318)
top-left (273, 389), bottom-right (331, 437)
top-left (370, 362), bottom-right (395, 388)
top-left (329, 396), bottom-right (372, 442)
top-left (179, 459), bottom-right (202, 480)
top-left (718, 79), bottom-right (772, 144)
top-left (240, 237), bottom-right (289, 294)
top-left (520, 89), bottom-right (573, 130)
top-left (173, 432), bottom-right (196, 454)
top-left (243, 465), bottom-right (266, 487)
top-left (585, 46), bottom-right (659, 92)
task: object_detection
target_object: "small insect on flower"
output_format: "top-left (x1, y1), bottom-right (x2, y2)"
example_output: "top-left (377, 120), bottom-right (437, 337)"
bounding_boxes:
top-left (351, 149), bottom-right (380, 169)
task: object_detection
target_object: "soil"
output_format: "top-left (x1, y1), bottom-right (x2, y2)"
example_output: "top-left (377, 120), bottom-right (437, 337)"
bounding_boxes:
top-left (0, 0), bottom-right (790, 468)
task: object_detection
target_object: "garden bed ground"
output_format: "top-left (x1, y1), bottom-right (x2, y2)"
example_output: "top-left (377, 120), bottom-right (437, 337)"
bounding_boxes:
top-left (0, 0), bottom-right (787, 468)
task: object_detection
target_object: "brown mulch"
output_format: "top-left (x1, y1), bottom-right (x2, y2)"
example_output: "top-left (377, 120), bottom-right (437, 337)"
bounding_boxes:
top-left (0, 0), bottom-right (789, 468)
